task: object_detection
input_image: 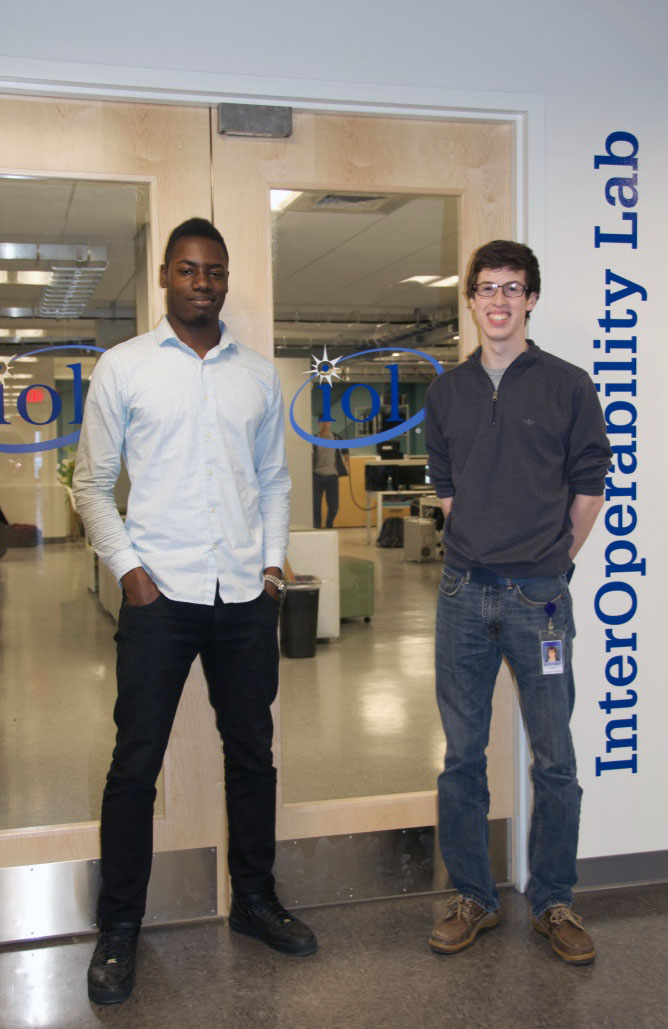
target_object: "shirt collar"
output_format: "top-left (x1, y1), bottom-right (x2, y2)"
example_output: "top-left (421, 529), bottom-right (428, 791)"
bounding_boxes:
top-left (469, 338), bottom-right (540, 368)
top-left (154, 315), bottom-right (238, 357)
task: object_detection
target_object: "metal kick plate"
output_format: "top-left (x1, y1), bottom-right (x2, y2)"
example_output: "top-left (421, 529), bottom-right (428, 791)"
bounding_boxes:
top-left (274, 821), bottom-right (510, 908)
top-left (0, 847), bottom-right (217, 945)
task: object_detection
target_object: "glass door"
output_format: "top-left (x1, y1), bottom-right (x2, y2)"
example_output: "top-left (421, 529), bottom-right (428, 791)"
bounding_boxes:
top-left (211, 111), bottom-right (517, 896)
top-left (0, 98), bottom-right (517, 939)
top-left (0, 96), bottom-right (224, 942)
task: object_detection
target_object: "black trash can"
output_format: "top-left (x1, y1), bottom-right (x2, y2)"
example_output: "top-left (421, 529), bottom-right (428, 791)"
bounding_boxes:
top-left (280, 575), bottom-right (322, 658)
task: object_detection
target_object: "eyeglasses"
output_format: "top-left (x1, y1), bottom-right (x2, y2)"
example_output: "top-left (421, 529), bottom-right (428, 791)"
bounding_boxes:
top-left (473, 281), bottom-right (529, 298)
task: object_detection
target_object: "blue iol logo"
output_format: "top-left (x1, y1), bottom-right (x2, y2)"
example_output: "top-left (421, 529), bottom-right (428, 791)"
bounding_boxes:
top-left (289, 346), bottom-right (444, 448)
top-left (0, 344), bottom-right (105, 454)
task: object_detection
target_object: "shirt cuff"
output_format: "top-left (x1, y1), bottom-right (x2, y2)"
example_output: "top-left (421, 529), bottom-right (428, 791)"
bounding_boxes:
top-left (107, 549), bottom-right (143, 585)
top-left (264, 548), bottom-right (286, 573)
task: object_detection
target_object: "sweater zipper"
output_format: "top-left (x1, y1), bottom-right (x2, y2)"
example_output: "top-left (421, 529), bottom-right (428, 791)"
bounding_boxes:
top-left (491, 390), bottom-right (498, 425)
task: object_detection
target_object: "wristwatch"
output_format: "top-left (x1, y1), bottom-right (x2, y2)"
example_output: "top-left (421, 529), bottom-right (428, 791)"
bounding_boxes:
top-left (264, 574), bottom-right (288, 605)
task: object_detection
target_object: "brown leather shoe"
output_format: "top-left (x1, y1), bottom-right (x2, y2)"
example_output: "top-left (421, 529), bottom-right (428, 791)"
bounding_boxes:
top-left (429, 894), bottom-right (500, 954)
top-left (532, 905), bottom-right (595, 965)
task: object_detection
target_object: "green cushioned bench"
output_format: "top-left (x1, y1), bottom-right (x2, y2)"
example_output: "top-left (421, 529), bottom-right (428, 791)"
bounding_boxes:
top-left (339, 555), bottom-right (375, 621)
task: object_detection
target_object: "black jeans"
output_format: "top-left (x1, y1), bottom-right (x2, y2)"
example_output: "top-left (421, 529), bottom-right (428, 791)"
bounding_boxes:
top-left (98, 588), bottom-right (280, 927)
top-left (313, 473), bottom-right (339, 528)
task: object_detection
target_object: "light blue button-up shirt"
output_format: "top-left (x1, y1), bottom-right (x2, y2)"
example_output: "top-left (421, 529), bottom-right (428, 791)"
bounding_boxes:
top-left (73, 316), bottom-right (290, 605)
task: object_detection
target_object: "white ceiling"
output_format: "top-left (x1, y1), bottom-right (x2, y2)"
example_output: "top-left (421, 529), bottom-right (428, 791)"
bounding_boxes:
top-left (274, 192), bottom-right (458, 316)
top-left (0, 177), bottom-right (147, 316)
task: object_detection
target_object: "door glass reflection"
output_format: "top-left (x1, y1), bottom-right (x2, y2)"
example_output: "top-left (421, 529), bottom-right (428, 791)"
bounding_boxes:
top-left (272, 190), bottom-right (460, 802)
top-left (0, 176), bottom-right (157, 829)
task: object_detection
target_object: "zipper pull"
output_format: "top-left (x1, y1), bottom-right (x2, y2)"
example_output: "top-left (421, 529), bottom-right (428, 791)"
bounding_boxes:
top-left (491, 390), bottom-right (498, 425)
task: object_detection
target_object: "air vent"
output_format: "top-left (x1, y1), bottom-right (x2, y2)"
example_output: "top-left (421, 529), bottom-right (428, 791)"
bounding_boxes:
top-left (315, 194), bottom-right (387, 211)
top-left (287, 193), bottom-right (409, 216)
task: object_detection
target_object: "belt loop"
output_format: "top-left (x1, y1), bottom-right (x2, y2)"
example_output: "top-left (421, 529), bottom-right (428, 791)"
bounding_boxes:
top-left (465, 570), bottom-right (471, 585)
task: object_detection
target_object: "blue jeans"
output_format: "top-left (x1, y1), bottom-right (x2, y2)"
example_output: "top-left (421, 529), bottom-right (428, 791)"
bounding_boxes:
top-left (435, 566), bottom-right (582, 917)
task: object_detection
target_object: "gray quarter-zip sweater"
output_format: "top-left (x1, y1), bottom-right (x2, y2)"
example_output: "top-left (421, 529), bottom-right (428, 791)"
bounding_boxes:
top-left (424, 341), bottom-right (611, 577)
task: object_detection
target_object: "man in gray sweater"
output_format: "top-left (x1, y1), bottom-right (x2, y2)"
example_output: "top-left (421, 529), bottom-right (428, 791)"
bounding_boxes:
top-left (425, 240), bottom-right (611, 964)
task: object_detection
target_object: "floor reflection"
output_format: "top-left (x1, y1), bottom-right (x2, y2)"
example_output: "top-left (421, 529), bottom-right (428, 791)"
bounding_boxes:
top-left (0, 531), bottom-right (447, 827)
top-left (280, 528), bottom-right (444, 803)
top-left (0, 542), bottom-right (119, 829)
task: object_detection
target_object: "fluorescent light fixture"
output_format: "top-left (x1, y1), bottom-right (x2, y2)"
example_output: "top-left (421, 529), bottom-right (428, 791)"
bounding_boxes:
top-left (426, 275), bottom-right (460, 288)
top-left (392, 352), bottom-right (401, 357)
top-left (400, 275), bottom-right (440, 285)
top-left (270, 190), bottom-right (302, 212)
top-left (0, 328), bottom-right (46, 338)
top-left (0, 270), bottom-right (54, 285)
top-left (10, 373), bottom-right (33, 379)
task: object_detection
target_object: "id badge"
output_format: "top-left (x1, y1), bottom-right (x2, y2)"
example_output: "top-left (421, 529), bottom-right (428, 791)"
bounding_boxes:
top-left (539, 630), bottom-right (565, 675)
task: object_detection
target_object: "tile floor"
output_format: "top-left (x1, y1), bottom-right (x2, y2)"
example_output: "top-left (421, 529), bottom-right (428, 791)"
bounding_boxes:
top-left (2, 884), bottom-right (668, 1028)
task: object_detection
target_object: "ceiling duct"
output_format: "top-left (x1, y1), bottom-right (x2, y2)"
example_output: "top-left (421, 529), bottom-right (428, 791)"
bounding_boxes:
top-left (0, 243), bottom-right (107, 264)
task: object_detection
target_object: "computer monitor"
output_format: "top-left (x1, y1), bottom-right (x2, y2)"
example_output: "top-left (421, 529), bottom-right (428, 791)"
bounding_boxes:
top-left (393, 463), bottom-right (426, 490)
top-left (364, 462), bottom-right (426, 491)
top-left (376, 440), bottom-right (402, 459)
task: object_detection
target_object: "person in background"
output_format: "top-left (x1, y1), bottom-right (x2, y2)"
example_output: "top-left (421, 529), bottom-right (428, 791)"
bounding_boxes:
top-left (312, 420), bottom-right (349, 528)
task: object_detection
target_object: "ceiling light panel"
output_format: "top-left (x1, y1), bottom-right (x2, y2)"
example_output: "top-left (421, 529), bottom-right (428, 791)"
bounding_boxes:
top-left (427, 275), bottom-right (460, 288)
top-left (270, 190), bottom-right (303, 212)
top-left (0, 271), bottom-right (54, 285)
top-left (0, 328), bottom-right (46, 338)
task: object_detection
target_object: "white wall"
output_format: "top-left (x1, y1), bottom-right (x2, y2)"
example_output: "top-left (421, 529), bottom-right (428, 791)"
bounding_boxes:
top-left (2, 0), bottom-right (666, 859)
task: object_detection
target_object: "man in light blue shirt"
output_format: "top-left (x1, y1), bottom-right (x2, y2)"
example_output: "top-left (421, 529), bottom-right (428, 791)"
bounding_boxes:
top-left (74, 218), bottom-right (317, 1006)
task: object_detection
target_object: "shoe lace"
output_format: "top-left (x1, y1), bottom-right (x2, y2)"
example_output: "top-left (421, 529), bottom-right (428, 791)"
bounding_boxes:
top-left (101, 928), bottom-right (136, 966)
top-left (547, 905), bottom-right (584, 929)
top-left (249, 896), bottom-right (295, 927)
top-left (444, 894), bottom-right (482, 924)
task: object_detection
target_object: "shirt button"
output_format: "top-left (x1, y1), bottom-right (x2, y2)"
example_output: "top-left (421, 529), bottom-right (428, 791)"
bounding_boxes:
top-left (206, 432), bottom-right (211, 439)
top-left (208, 470), bottom-right (213, 477)
top-left (213, 544), bottom-right (218, 551)
top-left (210, 506), bottom-right (215, 513)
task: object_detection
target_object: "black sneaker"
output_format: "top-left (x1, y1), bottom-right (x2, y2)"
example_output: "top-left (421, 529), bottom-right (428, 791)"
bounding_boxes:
top-left (87, 923), bottom-right (140, 1004)
top-left (229, 893), bottom-right (318, 955)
